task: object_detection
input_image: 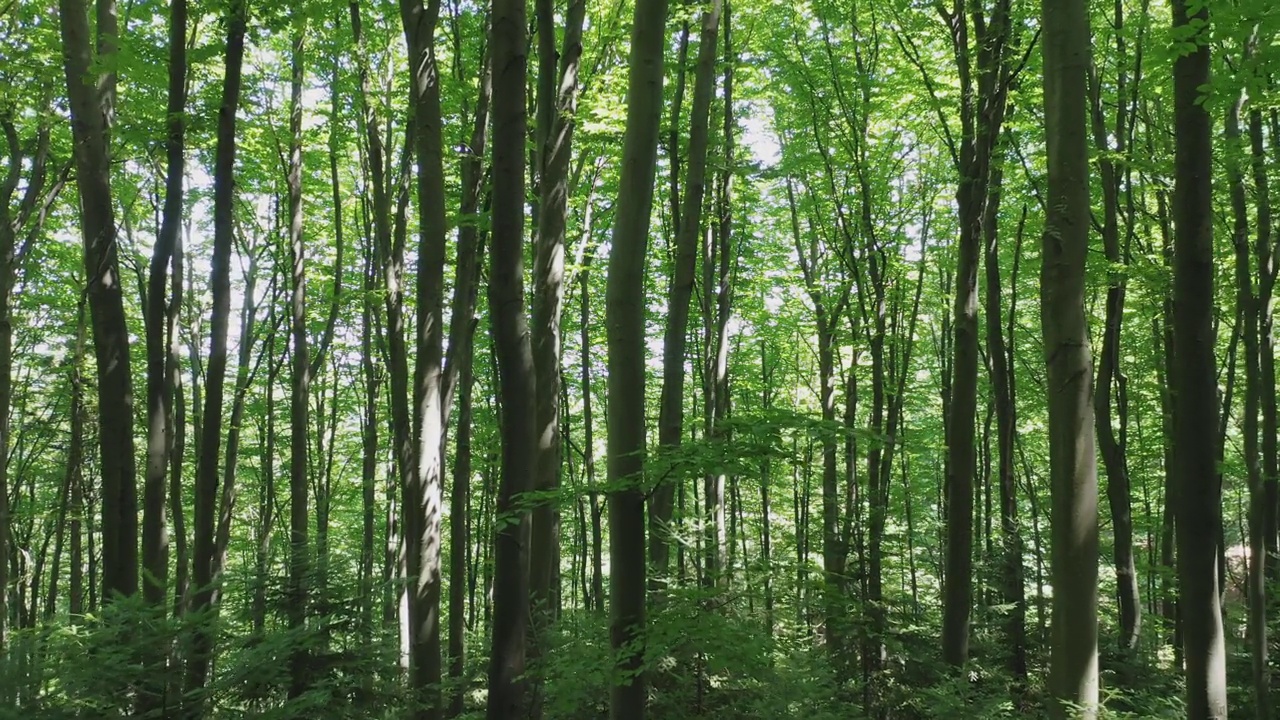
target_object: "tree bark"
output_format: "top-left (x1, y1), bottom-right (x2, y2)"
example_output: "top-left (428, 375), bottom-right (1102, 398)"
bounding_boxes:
top-left (1171, 0), bottom-right (1227, 715)
top-left (939, 0), bottom-right (1015, 665)
top-left (530, 0), bottom-right (586, 647)
top-left (1040, 0), bottom-right (1099, 714)
top-left (485, 0), bottom-right (535, 712)
top-left (399, 0), bottom-right (449, 710)
top-left (59, 0), bottom-right (139, 608)
top-left (605, 0), bottom-right (668, 712)
top-left (651, 0), bottom-right (722, 583)
top-left (285, 16), bottom-right (312, 702)
top-left (185, 0), bottom-right (246, 703)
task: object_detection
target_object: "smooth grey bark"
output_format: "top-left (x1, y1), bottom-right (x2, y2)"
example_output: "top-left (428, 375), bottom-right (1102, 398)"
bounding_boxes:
top-left (1171, 0), bottom-right (1228, 715)
top-left (140, 0), bottom-right (186, 617)
top-left (1227, 82), bottom-right (1266, 719)
top-left (1040, 0), bottom-right (1099, 715)
top-left (605, 0), bottom-right (668, 712)
top-left (935, 0), bottom-right (1016, 666)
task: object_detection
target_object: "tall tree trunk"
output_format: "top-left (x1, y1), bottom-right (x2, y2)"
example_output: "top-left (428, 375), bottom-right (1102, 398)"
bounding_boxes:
top-left (185, 0), bottom-right (246, 703)
top-left (285, 16), bottom-right (311, 702)
top-left (442, 41), bottom-right (489, 720)
top-left (141, 0), bottom-right (186, 613)
top-left (530, 0), bottom-right (586, 643)
top-left (485, 0), bottom-right (535, 712)
top-left (399, 0), bottom-right (449, 710)
top-left (1089, 24), bottom-right (1140, 652)
top-left (1171, 0), bottom-right (1227, 715)
top-left (579, 253), bottom-right (603, 614)
top-left (1040, 0), bottom-right (1099, 715)
top-left (651, 0), bottom-right (722, 584)
top-left (939, 0), bottom-right (1016, 664)
top-left (69, 310), bottom-right (87, 624)
top-left (448, 322), bottom-right (475, 718)
top-left (59, 0), bottom-right (138, 608)
top-left (605, 0), bottom-right (668, 711)
top-left (1227, 81), bottom-right (1267, 719)
top-left (0, 101), bottom-right (55, 662)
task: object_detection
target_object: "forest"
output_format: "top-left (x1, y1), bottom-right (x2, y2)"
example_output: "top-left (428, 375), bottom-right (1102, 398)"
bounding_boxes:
top-left (0, 0), bottom-right (1277, 717)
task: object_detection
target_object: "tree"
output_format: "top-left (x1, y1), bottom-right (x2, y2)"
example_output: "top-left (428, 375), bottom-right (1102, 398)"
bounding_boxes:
top-left (485, 0), bottom-right (535, 711)
top-left (400, 0), bottom-right (449, 712)
top-left (1039, 0), bottom-right (1099, 714)
top-left (1171, 0), bottom-right (1228, 715)
top-left (186, 0), bottom-right (247, 704)
top-left (59, 0), bottom-right (138, 609)
top-left (605, 0), bottom-right (669, 713)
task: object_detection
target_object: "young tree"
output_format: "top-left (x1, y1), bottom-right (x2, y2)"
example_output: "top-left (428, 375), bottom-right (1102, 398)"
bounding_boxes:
top-left (186, 0), bottom-right (247, 704)
top-left (605, 0), bottom-right (669, 713)
top-left (651, 0), bottom-right (723, 585)
top-left (285, 13), bottom-right (311, 701)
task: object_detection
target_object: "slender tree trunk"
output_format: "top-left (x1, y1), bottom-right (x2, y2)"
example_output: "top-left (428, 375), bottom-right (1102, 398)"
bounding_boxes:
top-left (651, 0), bottom-right (722, 584)
top-left (59, 0), bottom-right (138, 609)
top-left (1171, 1), bottom-right (1227, 715)
top-left (399, 0), bottom-right (449, 710)
top-left (529, 0), bottom-right (586, 692)
top-left (760, 340), bottom-right (775, 637)
top-left (580, 255), bottom-right (603, 614)
top-left (448, 322), bottom-right (475, 718)
top-left (485, 0), bottom-right (535, 712)
top-left (606, 0), bottom-right (668, 711)
top-left (284, 18), bottom-right (312, 701)
top-left (1040, 0), bottom-right (1099, 714)
top-left (184, 0), bottom-right (247, 704)
top-left (1226, 82), bottom-right (1267, 718)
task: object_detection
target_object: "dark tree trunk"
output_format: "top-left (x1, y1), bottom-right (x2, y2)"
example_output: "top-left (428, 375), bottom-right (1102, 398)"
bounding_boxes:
top-left (605, 0), bottom-right (668, 712)
top-left (185, 0), bottom-right (246, 703)
top-left (651, 0), bottom-right (722, 584)
top-left (1171, 0), bottom-right (1227, 715)
top-left (529, 0), bottom-right (586, 664)
top-left (284, 19), bottom-right (312, 701)
top-left (485, 0), bottom-right (535, 711)
top-left (59, 0), bottom-right (138, 608)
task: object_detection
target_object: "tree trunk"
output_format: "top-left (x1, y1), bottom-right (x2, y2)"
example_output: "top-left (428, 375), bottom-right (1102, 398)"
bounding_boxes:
top-left (448, 319), bottom-right (474, 718)
top-left (485, 0), bottom-right (535, 712)
top-left (1226, 81), bottom-right (1267, 718)
top-left (529, 0), bottom-right (586, 681)
top-left (1089, 24), bottom-right (1141, 652)
top-left (284, 18), bottom-right (312, 701)
top-left (399, 0), bottom-right (449, 710)
top-left (1171, 1), bottom-right (1227, 715)
top-left (1040, 0), bottom-right (1099, 714)
top-left (580, 253), bottom-right (604, 614)
top-left (185, 0), bottom-right (246, 702)
top-left (59, 0), bottom-right (138, 608)
top-left (605, 0), bottom-right (668, 711)
top-left (651, 0), bottom-right (722, 584)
